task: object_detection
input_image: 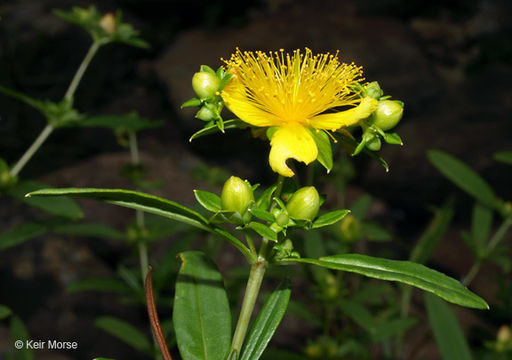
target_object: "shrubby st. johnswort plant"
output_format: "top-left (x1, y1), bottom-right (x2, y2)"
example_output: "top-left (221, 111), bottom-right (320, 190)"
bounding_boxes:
top-left (25, 42), bottom-right (493, 360)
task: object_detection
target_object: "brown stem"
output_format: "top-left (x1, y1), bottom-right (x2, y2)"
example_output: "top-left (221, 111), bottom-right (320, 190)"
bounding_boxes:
top-left (145, 266), bottom-right (172, 360)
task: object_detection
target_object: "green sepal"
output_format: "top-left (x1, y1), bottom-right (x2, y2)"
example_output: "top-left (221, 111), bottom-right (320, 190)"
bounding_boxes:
top-left (246, 222), bottom-right (278, 241)
top-left (339, 133), bottom-right (389, 172)
top-left (266, 127), bottom-right (279, 141)
top-left (308, 129), bottom-right (333, 173)
top-left (194, 189), bottom-right (222, 212)
top-left (200, 65), bottom-right (216, 74)
top-left (218, 74), bottom-right (234, 91)
top-left (383, 132), bottom-right (403, 145)
top-left (249, 207), bottom-right (275, 223)
top-left (256, 185), bottom-right (277, 210)
top-left (189, 119), bottom-right (246, 142)
top-left (312, 210), bottom-right (350, 229)
top-left (181, 97), bottom-right (202, 108)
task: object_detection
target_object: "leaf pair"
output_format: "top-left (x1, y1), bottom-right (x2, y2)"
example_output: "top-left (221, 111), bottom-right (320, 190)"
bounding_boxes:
top-left (173, 252), bottom-right (290, 360)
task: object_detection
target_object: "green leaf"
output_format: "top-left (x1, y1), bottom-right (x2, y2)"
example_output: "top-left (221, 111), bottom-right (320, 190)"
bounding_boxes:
top-left (338, 300), bottom-right (374, 331)
top-left (10, 315), bottom-right (34, 360)
top-left (95, 316), bottom-right (152, 354)
top-left (194, 190), bottom-right (222, 212)
top-left (52, 223), bottom-right (124, 240)
top-left (350, 194), bottom-right (372, 219)
top-left (470, 203), bottom-right (493, 252)
top-left (428, 150), bottom-right (496, 208)
top-left (383, 132), bottom-right (403, 145)
top-left (246, 222), bottom-right (278, 241)
top-left (360, 223), bottom-right (392, 242)
top-left (0, 85), bottom-right (40, 109)
top-left (248, 207), bottom-right (275, 223)
top-left (181, 98), bottom-right (202, 108)
top-left (493, 151), bottom-right (512, 165)
top-left (0, 222), bottom-right (47, 250)
top-left (308, 129), bottom-right (333, 172)
top-left (409, 200), bottom-right (454, 264)
top-left (240, 279), bottom-right (292, 360)
top-left (189, 119), bottom-right (246, 142)
top-left (9, 181), bottom-right (83, 219)
top-left (66, 278), bottom-right (131, 294)
top-left (284, 254), bottom-right (489, 309)
top-left (425, 293), bottom-right (472, 360)
top-left (371, 317), bottom-right (416, 342)
top-left (0, 305), bottom-right (12, 320)
top-left (338, 134), bottom-right (389, 171)
top-left (26, 187), bottom-right (209, 229)
top-left (312, 210), bottom-right (350, 229)
top-left (173, 251), bottom-right (231, 360)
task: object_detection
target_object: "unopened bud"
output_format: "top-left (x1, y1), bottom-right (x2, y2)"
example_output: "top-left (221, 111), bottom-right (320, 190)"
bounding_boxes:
top-left (192, 71), bottom-right (221, 99)
top-left (365, 81), bottom-right (383, 99)
top-left (371, 100), bottom-right (404, 131)
top-left (286, 186), bottom-right (320, 221)
top-left (195, 106), bottom-right (216, 121)
top-left (221, 176), bottom-right (254, 215)
top-left (99, 13), bottom-right (116, 34)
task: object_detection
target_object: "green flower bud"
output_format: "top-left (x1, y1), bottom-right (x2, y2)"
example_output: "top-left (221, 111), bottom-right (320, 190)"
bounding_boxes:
top-left (365, 81), bottom-right (383, 99)
top-left (192, 71), bottom-right (221, 99)
top-left (363, 131), bottom-right (381, 151)
top-left (276, 211), bottom-right (290, 227)
top-left (371, 100), bottom-right (404, 131)
top-left (221, 176), bottom-right (254, 215)
top-left (286, 186), bottom-right (320, 221)
top-left (195, 106), bottom-right (216, 121)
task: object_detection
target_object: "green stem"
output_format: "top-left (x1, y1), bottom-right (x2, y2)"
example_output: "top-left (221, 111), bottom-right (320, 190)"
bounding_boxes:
top-left (9, 124), bottom-right (54, 177)
top-left (9, 41), bottom-right (101, 178)
top-left (230, 175), bottom-right (286, 354)
top-left (128, 131), bottom-right (149, 283)
top-left (64, 41), bottom-right (101, 101)
top-left (463, 215), bottom-right (512, 286)
top-left (230, 257), bottom-right (267, 355)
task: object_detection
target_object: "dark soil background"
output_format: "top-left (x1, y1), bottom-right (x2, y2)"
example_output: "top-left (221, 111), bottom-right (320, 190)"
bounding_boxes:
top-left (0, 0), bottom-right (511, 359)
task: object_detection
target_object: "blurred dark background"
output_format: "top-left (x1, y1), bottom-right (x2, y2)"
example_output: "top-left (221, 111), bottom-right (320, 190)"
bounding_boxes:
top-left (0, 0), bottom-right (511, 359)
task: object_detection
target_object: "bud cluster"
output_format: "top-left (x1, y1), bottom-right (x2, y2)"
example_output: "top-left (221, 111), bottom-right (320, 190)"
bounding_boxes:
top-left (182, 65), bottom-right (233, 132)
top-left (351, 81), bottom-right (404, 156)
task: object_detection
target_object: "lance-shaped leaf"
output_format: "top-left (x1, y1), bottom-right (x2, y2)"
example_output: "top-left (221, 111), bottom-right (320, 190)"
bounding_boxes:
top-left (189, 119), bottom-right (247, 141)
top-left (26, 187), bottom-right (208, 228)
top-left (282, 254), bottom-right (488, 309)
top-left (240, 279), bottom-right (291, 360)
top-left (308, 129), bottom-right (333, 173)
top-left (0, 222), bottom-right (47, 250)
top-left (428, 150), bottom-right (497, 208)
top-left (10, 181), bottom-right (83, 219)
top-left (312, 209), bottom-right (350, 229)
top-left (425, 292), bottom-right (472, 360)
top-left (26, 187), bottom-right (254, 261)
top-left (173, 251), bottom-right (231, 360)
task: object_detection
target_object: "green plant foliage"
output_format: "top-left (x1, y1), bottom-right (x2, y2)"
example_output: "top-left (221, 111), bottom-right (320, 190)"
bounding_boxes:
top-left (0, 305), bottom-right (11, 320)
top-left (307, 129), bottom-right (333, 172)
top-left (240, 279), bottom-right (292, 360)
top-left (10, 181), bottom-right (83, 219)
top-left (0, 223), bottom-right (47, 250)
top-left (95, 316), bottom-right (152, 354)
top-left (312, 209), bottom-right (350, 229)
top-left (10, 316), bottom-right (34, 360)
top-left (425, 293), bottom-right (473, 360)
top-left (428, 150), bottom-right (497, 209)
top-left (173, 251), bottom-right (231, 360)
top-left (286, 254), bottom-right (489, 309)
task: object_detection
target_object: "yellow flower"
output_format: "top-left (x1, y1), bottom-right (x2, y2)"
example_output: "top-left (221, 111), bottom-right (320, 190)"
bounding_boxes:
top-left (221, 48), bottom-right (378, 177)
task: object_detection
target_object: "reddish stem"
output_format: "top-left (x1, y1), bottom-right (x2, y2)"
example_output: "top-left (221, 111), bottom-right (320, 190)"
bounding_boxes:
top-left (145, 266), bottom-right (172, 360)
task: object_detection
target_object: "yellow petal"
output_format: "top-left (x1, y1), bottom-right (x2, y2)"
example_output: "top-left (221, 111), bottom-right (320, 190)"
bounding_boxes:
top-left (269, 124), bottom-right (318, 177)
top-left (310, 97), bottom-right (378, 131)
top-left (221, 79), bottom-right (282, 127)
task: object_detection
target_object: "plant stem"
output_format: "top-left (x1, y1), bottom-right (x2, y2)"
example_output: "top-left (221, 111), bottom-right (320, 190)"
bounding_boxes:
top-left (463, 215), bottom-right (512, 286)
top-left (64, 41), bottom-right (101, 101)
top-left (230, 175), bottom-right (285, 354)
top-left (230, 257), bottom-right (267, 355)
top-left (9, 124), bottom-right (54, 177)
top-left (128, 131), bottom-right (150, 283)
top-left (9, 41), bottom-right (101, 178)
